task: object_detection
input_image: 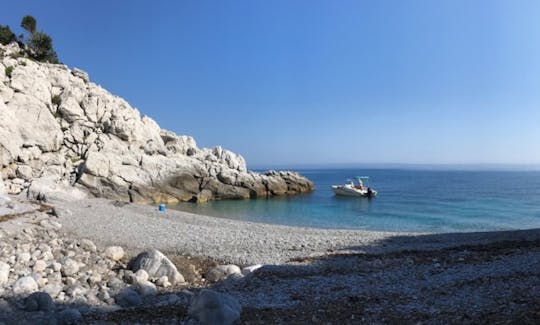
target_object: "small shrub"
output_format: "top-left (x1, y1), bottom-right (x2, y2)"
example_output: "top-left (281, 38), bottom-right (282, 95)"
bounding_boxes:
top-left (0, 25), bottom-right (16, 45)
top-left (8, 51), bottom-right (23, 59)
top-left (9, 15), bottom-right (61, 64)
top-left (27, 32), bottom-right (58, 63)
top-left (20, 60), bottom-right (27, 66)
top-left (21, 15), bottom-right (37, 35)
top-left (5, 66), bottom-right (13, 78)
top-left (51, 94), bottom-right (61, 106)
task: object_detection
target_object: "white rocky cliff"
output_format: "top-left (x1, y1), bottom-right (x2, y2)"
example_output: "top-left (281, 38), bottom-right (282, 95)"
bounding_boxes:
top-left (0, 43), bottom-right (314, 203)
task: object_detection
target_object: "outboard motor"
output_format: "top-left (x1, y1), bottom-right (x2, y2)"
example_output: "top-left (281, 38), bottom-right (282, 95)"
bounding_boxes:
top-left (367, 187), bottom-right (373, 198)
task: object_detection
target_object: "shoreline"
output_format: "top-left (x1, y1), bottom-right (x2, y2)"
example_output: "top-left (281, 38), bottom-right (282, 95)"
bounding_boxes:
top-left (54, 198), bottom-right (540, 265)
top-left (53, 198), bottom-right (400, 266)
top-left (1, 197), bottom-right (539, 323)
top-left (168, 200), bottom-right (540, 235)
top-left (52, 198), bottom-right (540, 323)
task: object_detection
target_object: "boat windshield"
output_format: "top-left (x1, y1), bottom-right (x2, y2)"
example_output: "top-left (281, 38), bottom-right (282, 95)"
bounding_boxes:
top-left (355, 176), bottom-right (370, 187)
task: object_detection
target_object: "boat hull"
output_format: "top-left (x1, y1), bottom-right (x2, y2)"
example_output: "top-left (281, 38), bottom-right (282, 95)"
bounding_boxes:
top-left (331, 185), bottom-right (377, 197)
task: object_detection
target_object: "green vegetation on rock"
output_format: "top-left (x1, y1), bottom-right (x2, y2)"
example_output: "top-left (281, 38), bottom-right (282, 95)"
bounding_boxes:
top-left (21, 15), bottom-right (37, 35)
top-left (21, 15), bottom-right (58, 64)
top-left (27, 32), bottom-right (58, 63)
top-left (51, 94), bottom-right (62, 106)
top-left (4, 66), bottom-right (13, 78)
top-left (0, 15), bottom-right (59, 63)
top-left (0, 25), bottom-right (16, 45)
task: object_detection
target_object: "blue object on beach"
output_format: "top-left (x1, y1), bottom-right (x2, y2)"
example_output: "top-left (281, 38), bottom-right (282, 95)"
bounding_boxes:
top-left (159, 204), bottom-right (166, 212)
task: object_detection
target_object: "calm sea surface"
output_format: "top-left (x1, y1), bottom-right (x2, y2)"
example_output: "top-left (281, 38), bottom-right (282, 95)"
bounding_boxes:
top-left (170, 169), bottom-right (540, 233)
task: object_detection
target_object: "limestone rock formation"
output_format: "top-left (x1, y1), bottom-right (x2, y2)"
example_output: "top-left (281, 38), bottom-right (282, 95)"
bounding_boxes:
top-left (0, 43), bottom-right (314, 203)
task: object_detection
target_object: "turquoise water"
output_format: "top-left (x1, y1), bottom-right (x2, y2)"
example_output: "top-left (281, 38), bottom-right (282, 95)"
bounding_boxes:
top-left (170, 169), bottom-right (540, 233)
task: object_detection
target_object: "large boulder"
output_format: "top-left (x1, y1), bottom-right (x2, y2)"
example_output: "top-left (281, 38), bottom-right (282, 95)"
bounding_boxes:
top-left (6, 93), bottom-right (63, 152)
top-left (116, 287), bottom-right (142, 307)
top-left (188, 289), bottom-right (242, 325)
top-left (24, 292), bottom-right (55, 312)
top-left (13, 276), bottom-right (38, 296)
top-left (58, 308), bottom-right (82, 325)
top-left (205, 265), bottom-right (242, 283)
top-left (27, 177), bottom-right (88, 202)
top-left (200, 178), bottom-right (251, 200)
top-left (129, 249), bottom-right (185, 284)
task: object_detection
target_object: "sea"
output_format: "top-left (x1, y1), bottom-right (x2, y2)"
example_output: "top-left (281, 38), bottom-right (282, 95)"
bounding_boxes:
top-left (170, 168), bottom-right (540, 233)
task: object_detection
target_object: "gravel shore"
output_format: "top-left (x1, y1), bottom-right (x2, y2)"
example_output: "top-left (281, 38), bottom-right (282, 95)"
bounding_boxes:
top-left (55, 198), bottom-right (540, 266)
top-left (54, 198), bottom-right (401, 265)
top-left (2, 198), bottom-right (540, 324)
top-left (55, 198), bottom-right (540, 324)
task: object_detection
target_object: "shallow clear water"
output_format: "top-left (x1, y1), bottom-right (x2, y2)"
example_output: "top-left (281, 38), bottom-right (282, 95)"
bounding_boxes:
top-left (170, 169), bottom-right (540, 232)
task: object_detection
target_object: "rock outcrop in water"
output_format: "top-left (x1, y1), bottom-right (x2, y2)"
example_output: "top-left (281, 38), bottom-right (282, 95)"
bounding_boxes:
top-left (0, 43), bottom-right (313, 203)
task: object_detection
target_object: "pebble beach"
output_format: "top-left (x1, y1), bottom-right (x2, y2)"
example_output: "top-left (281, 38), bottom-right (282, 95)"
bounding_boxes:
top-left (1, 197), bottom-right (540, 324)
top-left (54, 198), bottom-right (401, 266)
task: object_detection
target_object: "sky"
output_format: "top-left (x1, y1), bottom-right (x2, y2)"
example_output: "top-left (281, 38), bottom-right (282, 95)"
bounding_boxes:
top-left (1, 1), bottom-right (540, 168)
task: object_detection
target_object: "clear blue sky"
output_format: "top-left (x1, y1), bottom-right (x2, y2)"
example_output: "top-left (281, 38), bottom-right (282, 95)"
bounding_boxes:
top-left (2, 1), bottom-right (540, 168)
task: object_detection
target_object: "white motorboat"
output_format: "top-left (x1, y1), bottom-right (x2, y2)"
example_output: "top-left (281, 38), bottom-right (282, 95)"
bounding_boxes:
top-left (331, 176), bottom-right (377, 197)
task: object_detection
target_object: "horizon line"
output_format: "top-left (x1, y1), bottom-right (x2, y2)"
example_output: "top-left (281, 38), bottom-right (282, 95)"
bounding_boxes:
top-left (249, 162), bottom-right (540, 171)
